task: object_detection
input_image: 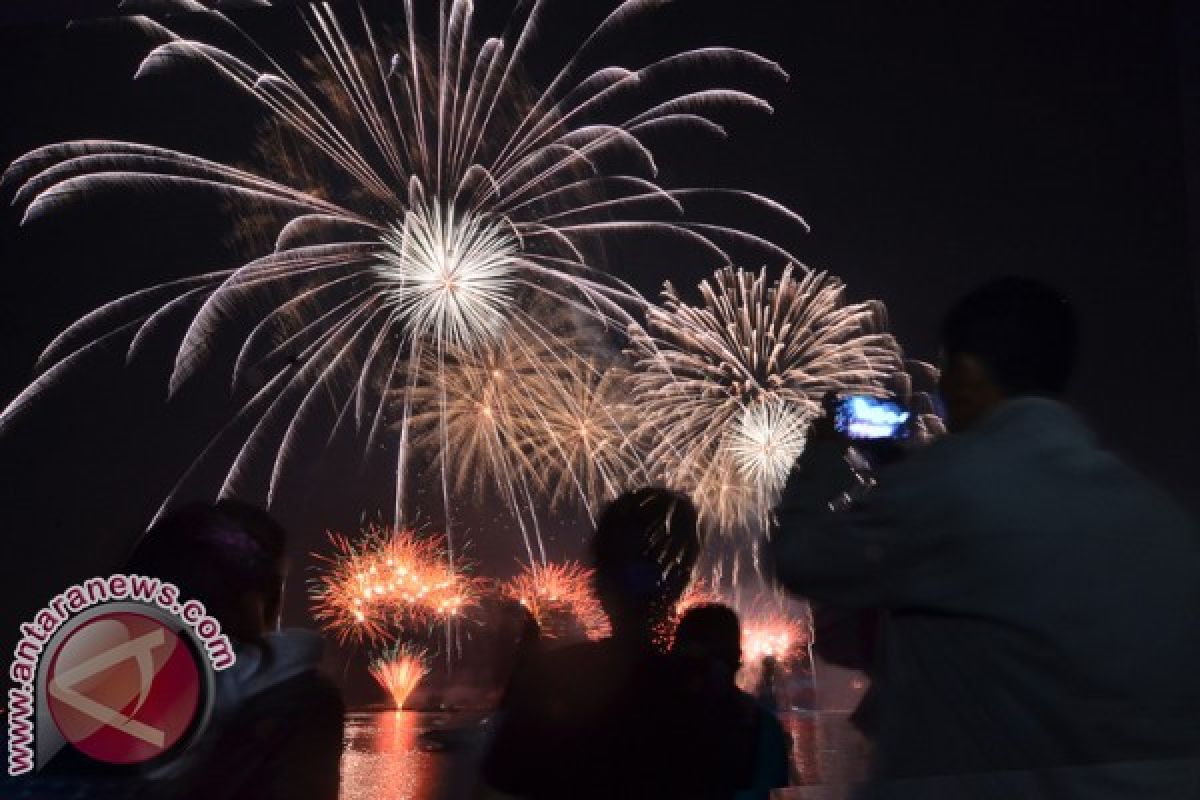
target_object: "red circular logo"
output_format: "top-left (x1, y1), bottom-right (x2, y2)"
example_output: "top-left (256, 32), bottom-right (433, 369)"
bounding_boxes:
top-left (45, 610), bottom-right (202, 764)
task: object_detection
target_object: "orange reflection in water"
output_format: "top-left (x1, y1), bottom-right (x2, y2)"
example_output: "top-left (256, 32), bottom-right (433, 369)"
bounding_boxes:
top-left (340, 710), bottom-right (428, 800)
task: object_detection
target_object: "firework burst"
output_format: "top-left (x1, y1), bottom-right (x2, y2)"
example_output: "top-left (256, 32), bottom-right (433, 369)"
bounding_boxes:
top-left (398, 316), bottom-right (647, 560)
top-left (310, 525), bottom-right (478, 644)
top-left (658, 582), bottom-right (808, 665)
top-left (741, 610), bottom-right (807, 664)
top-left (369, 643), bottom-right (430, 709)
top-left (1, 0), bottom-right (804, 539)
top-left (673, 579), bottom-right (724, 621)
top-left (500, 561), bottom-right (609, 641)
top-left (514, 358), bottom-right (646, 516)
top-left (629, 264), bottom-right (904, 532)
top-left (727, 398), bottom-right (812, 495)
top-left (404, 328), bottom-right (551, 502)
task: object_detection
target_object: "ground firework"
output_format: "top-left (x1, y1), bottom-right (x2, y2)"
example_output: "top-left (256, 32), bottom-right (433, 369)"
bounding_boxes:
top-left (629, 264), bottom-right (904, 532)
top-left (741, 610), bottom-right (807, 664)
top-left (311, 525), bottom-right (478, 644)
top-left (500, 561), bottom-right (608, 641)
top-left (369, 644), bottom-right (430, 709)
top-left (1, 0), bottom-right (803, 540)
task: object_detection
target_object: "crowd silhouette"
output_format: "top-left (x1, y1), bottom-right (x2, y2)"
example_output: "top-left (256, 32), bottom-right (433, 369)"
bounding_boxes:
top-left (9, 277), bottom-right (1199, 800)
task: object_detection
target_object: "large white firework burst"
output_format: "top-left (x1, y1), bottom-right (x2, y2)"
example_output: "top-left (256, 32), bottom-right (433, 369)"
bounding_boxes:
top-left (376, 202), bottom-right (519, 349)
top-left (629, 263), bottom-right (904, 531)
top-left (1, 0), bottom-right (806, 531)
top-left (726, 398), bottom-right (811, 493)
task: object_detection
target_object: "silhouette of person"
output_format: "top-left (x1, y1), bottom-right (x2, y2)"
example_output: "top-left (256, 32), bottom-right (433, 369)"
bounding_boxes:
top-left (671, 603), bottom-right (790, 799)
top-left (754, 655), bottom-right (780, 716)
top-left (489, 597), bottom-right (541, 709)
top-left (482, 487), bottom-right (761, 799)
top-left (126, 501), bottom-right (343, 800)
top-left (771, 278), bottom-right (1200, 798)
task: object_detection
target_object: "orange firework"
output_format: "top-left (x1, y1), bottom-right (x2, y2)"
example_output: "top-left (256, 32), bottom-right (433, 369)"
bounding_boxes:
top-left (501, 561), bottom-right (609, 641)
top-left (311, 525), bottom-right (479, 644)
top-left (736, 603), bottom-right (811, 694)
top-left (369, 645), bottom-right (430, 709)
top-left (674, 580), bottom-right (723, 619)
top-left (659, 584), bottom-right (807, 663)
top-left (654, 579), bottom-right (722, 649)
top-left (742, 610), bottom-right (808, 663)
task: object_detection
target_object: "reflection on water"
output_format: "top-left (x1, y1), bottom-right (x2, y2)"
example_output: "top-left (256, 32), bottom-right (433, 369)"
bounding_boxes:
top-left (340, 710), bottom-right (867, 799)
top-left (341, 710), bottom-right (490, 800)
top-left (782, 711), bottom-right (870, 790)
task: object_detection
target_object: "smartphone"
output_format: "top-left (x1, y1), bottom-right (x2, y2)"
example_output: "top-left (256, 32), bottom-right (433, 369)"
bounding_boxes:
top-left (835, 395), bottom-right (911, 440)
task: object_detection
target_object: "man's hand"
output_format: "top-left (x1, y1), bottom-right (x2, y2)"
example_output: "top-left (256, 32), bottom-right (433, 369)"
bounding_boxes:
top-left (776, 392), bottom-right (855, 516)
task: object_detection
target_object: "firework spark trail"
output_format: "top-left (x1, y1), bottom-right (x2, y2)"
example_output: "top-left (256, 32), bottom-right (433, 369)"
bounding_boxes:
top-left (369, 644), bottom-right (430, 709)
top-left (402, 329), bottom-right (552, 566)
top-left (400, 318), bottom-right (651, 558)
top-left (676, 580), bottom-right (723, 615)
top-left (310, 525), bottom-right (478, 645)
top-left (629, 264), bottom-right (905, 533)
top-left (501, 561), bottom-right (609, 641)
top-left (888, 358), bottom-right (947, 442)
top-left (510, 357), bottom-right (646, 519)
top-left (1, 1), bottom-right (805, 550)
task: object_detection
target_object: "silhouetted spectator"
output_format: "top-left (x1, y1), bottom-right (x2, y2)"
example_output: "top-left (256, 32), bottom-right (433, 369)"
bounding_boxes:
top-left (490, 597), bottom-right (541, 709)
top-left (672, 604), bottom-right (790, 799)
top-left (127, 501), bottom-right (343, 800)
top-left (754, 655), bottom-right (780, 716)
top-left (771, 277), bottom-right (1200, 798)
top-left (483, 487), bottom-right (763, 799)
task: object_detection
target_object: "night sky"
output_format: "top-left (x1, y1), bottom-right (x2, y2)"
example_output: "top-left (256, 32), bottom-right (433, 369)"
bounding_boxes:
top-left (2, 0), bottom-right (1197, 683)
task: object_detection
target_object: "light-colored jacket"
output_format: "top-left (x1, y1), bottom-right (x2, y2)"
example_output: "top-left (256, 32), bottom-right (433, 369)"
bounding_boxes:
top-left (772, 398), bottom-right (1200, 799)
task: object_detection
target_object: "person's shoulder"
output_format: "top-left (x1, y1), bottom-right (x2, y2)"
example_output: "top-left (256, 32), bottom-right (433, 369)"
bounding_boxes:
top-left (1086, 454), bottom-right (1199, 540)
top-left (866, 436), bottom-right (973, 509)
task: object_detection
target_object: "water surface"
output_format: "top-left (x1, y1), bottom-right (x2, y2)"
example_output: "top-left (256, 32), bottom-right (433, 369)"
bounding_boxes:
top-left (340, 710), bottom-right (867, 799)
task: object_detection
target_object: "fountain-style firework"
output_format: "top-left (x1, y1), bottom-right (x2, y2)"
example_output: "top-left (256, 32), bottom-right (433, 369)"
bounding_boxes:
top-left (369, 644), bottom-right (430, 709)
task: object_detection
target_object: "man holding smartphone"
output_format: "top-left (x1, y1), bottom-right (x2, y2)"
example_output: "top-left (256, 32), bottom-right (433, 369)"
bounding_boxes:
top-left (770, 277), bottom-right (1200, 799)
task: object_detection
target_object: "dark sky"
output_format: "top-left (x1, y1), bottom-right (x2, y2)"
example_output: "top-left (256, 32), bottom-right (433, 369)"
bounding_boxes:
top-left (1, 0), bottom-right (1197, 670)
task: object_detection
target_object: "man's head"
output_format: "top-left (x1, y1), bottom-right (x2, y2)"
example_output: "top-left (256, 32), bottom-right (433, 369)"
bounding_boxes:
top-left (126, 500), bottom-right (288, 643)
top-left (939, 277), bottom-right (1077, 432)
top-left (592, 487), bottom-right (700, 641)
top-left (672, 603), bottom-right (742, 675)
